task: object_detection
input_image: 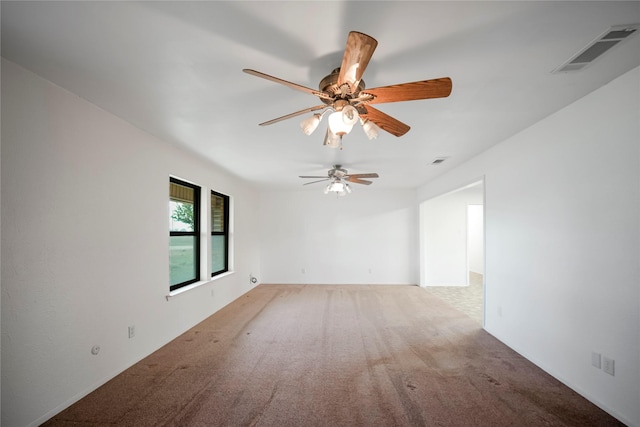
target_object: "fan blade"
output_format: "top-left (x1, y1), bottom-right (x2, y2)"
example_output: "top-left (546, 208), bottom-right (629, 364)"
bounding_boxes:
top-left (364, 78), bottom-right (452, 104)
top-left (243, 69), bottom-right (334, 101)
top-left (337, 32), bottom-right (378, 94)
top-left (258, 105), bottom-right (327, 126)
top-left (302, 179), bottom-right (330, 186)
top-left (360, 106), bottom-right (410, 137)
top-left (347, 177), bottom-right (373, 185)
top-left (299, 175), bottom-right (328, 178)
top-left (346, 173), bottom-right (379, 179)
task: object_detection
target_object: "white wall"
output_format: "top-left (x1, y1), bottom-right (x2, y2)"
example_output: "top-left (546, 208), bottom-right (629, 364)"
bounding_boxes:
top-left (417, 66), bottom-right (640, 426)
top-left (467, 204), bottom-right (484, 275)
top-left (1, 59), bottom-right (262, 427)
top-left (259, 190), bottom-right (417, 285)
top-left (420, 183), bottom-right (483, 286)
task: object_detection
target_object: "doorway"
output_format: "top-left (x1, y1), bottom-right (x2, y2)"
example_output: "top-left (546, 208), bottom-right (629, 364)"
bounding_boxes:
top-left (419, 180), bottom-right (485, 325)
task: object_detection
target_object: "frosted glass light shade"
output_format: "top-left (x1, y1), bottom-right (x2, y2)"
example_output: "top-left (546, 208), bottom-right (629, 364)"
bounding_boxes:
top-left (300, 114), bottom-right (321, 135)
top-left (329, 181), bottom-right (345, 192)
top-left (324, 180), bottom-right (351, 196)
top-left (361, 118), bottom-right (380, 140)
top-left (341, 105), bottom-right (359, 126)
top-left (328, 111), bottom-right (353, 135)
top-left (323, 128), bottom-right (341, 148)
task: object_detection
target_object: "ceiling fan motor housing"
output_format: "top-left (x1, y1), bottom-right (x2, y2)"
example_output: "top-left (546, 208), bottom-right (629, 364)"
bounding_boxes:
top-left (319, 68), bottom-right (365, 106)
top-left (329, 165), bottom-right (348, 178)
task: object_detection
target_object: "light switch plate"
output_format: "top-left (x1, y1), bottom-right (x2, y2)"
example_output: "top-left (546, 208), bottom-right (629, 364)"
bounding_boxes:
top-left (603, 356), bottom-right (615, 376)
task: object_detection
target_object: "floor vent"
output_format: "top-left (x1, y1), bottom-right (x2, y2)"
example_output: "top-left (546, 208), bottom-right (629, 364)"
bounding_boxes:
top-left (552, 24), bottom-right (638, 73)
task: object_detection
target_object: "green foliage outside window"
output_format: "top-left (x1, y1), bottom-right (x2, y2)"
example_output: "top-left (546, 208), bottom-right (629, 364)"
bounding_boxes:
top-left (171, 203), bottom-right (194, 228)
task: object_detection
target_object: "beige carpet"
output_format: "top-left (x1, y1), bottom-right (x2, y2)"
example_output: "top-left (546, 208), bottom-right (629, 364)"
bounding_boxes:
top-left (43, 284), bottom-right (622, 426)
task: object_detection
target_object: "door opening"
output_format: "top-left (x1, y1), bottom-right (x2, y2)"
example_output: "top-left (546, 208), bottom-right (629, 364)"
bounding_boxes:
top-left (420, 180), bottom-right (485, 325)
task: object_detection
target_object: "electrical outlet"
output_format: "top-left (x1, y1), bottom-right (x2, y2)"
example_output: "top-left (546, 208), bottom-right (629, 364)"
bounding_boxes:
top-left (128, 325), bottom-right (135, 339)
top-left (591, 352), bottom-right (601, 369)
top-left (603, 356), bottom-right (615, 376)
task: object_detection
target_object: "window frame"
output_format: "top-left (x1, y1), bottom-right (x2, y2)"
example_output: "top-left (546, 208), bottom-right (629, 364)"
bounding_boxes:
top-left (210, 189), bottom-right (230, 278)
top-left (169, 177), bottom-right (201, 291)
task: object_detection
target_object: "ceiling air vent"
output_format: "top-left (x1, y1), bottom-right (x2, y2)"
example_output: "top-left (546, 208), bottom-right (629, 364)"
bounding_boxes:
top-left (430, 157), bottom-right (448, 166)
top-left (552, 24), bottom-right (639, 73)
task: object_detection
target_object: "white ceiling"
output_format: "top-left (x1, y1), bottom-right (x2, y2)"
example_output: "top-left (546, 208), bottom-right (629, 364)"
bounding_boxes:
top-left (2, 1), bottom-right (639, 190)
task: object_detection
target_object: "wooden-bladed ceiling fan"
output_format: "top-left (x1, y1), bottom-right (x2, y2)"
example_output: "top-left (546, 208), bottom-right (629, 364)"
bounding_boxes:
top-left (300, 165), bottom-right (379, 195)
top-left (243, 31), bottom-right (452, 145)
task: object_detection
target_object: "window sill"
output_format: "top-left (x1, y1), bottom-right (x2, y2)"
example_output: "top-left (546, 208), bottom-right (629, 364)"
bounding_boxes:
top-left (166, 271), bottom-right (235, 300)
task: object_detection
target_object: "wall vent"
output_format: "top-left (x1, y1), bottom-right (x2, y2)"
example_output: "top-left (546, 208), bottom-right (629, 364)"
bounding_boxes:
top-left (552, 24), bottom-right (638, 73)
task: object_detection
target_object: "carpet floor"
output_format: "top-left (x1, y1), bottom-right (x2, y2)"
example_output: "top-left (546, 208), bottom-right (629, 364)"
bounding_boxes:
top-left (43, 284), bottom-right (622, 426)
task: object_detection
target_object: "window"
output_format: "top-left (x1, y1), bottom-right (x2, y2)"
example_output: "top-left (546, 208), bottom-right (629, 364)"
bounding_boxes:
top-left (211, 190), bottom-right (229, 277)
top-left (169, 178), bottom-right (201, 291)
